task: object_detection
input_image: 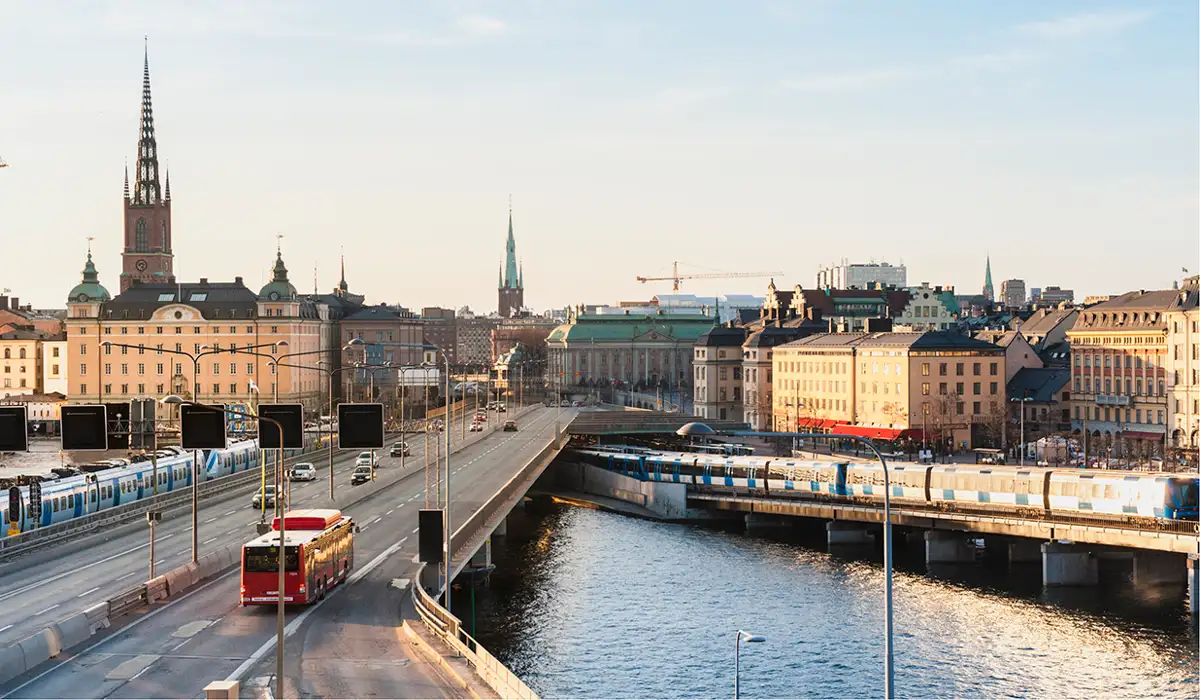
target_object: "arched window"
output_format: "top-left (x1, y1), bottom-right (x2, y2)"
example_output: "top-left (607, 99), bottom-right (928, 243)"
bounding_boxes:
top-left (2, 349), bottom-right (8, 359)
top-left (18, 348), bottom-right (25, 359)
top-left (135, 218), bottom-right (149, 252)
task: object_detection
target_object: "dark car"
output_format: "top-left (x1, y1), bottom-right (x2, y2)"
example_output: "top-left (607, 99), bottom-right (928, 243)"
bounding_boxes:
top-left (503, 421), bottom-right (518, 432)
top-left (351, 465), bottom-right (373, 485)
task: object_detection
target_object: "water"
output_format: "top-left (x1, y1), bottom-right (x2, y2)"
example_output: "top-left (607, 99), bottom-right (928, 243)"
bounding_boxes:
top-left (463, 504), bottom-right (1199, 699)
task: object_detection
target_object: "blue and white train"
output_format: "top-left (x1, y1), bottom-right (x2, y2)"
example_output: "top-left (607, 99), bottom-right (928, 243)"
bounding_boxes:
top-left (4, 434), bottom-right (327, 538)
top-left (575, 448), bottom-right (1200, 523)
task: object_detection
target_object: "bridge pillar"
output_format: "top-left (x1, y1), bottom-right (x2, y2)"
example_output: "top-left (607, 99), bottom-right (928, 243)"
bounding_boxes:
top-left (1007, 539), bottom-right (1043, 564)
top-left (924, 530), bottom-right (976, 564)
top-left (1188, 555), bottom-right (1200, 614)
top-left (1041, 542), bottom-right (1098, 587)
top-left (492, 516), bottom-right (508, 538)
top-left (826, 521), bottom-right (875, 546)
top-left (744, 513), bottom-right (790, 536)
top-left (1132, 551), bottom-right (1185, 586)
top-left (470, 538), bottom-right (493, 570)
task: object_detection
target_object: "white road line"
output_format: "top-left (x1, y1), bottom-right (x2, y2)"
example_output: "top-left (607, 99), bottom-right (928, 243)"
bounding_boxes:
top-left (117, 572), bottom-right (137, 580)
top-left (0, 540), bottom-right (152, 604)
top-left (224, 510), bottom-right (237, 516)
top-left (203, 537), bottom-right (218, 545)
top-left (368, 517), bottom-right (381, 525)
top-left (386, 509), bottom-right (394, 515)
top-left (160, 533), bottom-right (175, 540)
top-left (0, 624), bottom-right (12, 633)
top-left (155, 559), bottom-right (167, 566)
top-left (33, 605), bottom-right (58, 617)
top-left (412, 527), bottom-right (419, 534)
top-left (359, 525), bottom-right (369, 532)
top-left (77, 587), bottom-right (100, 598)
top-left (204, 517), bottom-right (218, 524)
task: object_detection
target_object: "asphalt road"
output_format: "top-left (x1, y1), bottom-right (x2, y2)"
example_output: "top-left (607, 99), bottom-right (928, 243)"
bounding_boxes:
top-left (0, 404), bottom-right (504, 650)
top-left (3, 406), bottom-right (568, 699)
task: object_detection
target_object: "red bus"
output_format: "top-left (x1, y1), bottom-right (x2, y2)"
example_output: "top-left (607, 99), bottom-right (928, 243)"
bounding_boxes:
top-left (240, 508), bottom-right (355, 605)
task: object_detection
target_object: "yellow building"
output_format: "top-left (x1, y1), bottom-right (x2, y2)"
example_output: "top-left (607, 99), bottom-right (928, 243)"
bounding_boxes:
top-left (773, 331), bottom-right (1007, 449)
top-left (65, 250), bottom-right (336, 418)
top-left (1167, 276), bottom-right (1199, 453)
top-left (0, 328), bottom-right (61, 398)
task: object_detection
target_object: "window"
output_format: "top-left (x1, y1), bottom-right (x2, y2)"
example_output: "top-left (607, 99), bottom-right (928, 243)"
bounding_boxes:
top-left (120, 383), bottom-right (128, 394)
top-left (213, 383), bottom-right (220, 394)
top-left (81, 383), bottom-right (87, 394)
top-left (120, 363), bottom-right (128, 375)
top-left (213, 362), bottom-right (220, 376)
top-left (921, 363), bottom-right (929, 376)
top-left (956, 402), bottom-right (964, 415)
top-left (247, 364), bottom-right (254, 375)
top-left (956, 363), bottom-right (964, 376)
top-left (973, 382), bottom-right (981, 395)
top-left (1074, 377), bottom-right (1081, 392)
top-left (137, 363), bottom-right (144, 375)
top-left (230, 383), bottom-right (238, 394)
top-left (80, 363), bottom-right (87, 376)
top-left (973, 401), bottom-right (981, 415)
top-left (156, 383), bottom-right (164, 394)
top-left (973, 363), bottom-right (981, 376)
top-left (989, 362), bottom-right (998, 376)
top-left (104, 363), bottom-right (111, 375)
top-left (1135, 409), bottom-right (1142, 423)
top-left (922, 383), bottom-right (930, 395)
top-left (230, 363), bottom-right (237, 375)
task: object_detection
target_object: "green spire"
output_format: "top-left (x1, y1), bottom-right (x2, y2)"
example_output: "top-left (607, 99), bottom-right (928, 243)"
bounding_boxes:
top-left (983, 254), bottom-right (994, 301)
top-left (503, 200), bottom-right (519, 289)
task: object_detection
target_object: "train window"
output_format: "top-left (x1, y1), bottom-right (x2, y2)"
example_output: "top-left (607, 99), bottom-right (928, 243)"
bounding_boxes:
top-left (1049, 481), bottom-right (1060, 496)
top-left (52, 499), bottom-right (58, 512)
top-left (1104, 485), bottom-right (1116, 499)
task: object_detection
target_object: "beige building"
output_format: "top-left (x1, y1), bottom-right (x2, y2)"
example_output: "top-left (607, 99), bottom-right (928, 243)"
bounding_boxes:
top-left (693, 324), bottom-right (747, 421)
top-left (66, 250), bottom-right (336, 418)
top-left (972, 330), bottom-right (1042, 383)
top-left (892, 284), bottom-right (960, 331)
top-left (0, 392), bottom-right (67, 434)
top-left (1166, 276), bottom-right (1199, 452)
top-left (0, 329), bottom-right (60, 397)
top-left (741, 326), bottom-right (807, 430)
top-left (42, 339), bottom-right (68, 396)
top-left (773, 331), bottom-right (1007, 449)
top-left (1067, 289), bottom-right (1174, 461)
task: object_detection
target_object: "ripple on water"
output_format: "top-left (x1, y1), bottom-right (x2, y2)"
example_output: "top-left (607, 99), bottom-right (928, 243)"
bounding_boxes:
top-left (468, 507), bottom-right (1199, 699)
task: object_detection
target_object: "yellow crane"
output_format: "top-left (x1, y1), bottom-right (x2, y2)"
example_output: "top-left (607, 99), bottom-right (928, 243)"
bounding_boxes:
top-left (636, 262), bottom-right (783, 292)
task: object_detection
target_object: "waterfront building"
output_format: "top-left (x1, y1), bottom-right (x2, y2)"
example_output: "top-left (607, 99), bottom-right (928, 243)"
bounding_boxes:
top-left (1067, 289), bottom-right (1175, 460)
top-left (41, 338), bottom-right (68, 396)
top-left (815, 260), bottom-right (906, 290)
top-left (1007, 367), bottom-right (1072, 446)
top-left (1001, 279), bottom-right (1026, 309)
top-left (546, 308), bottom-right (713, 392)
top-left (1166, 276), bottom-right (1199, 453)
top-left (773, 331), bottom-right (1007, 449)
top-left (972, 330), bottom-right (1042, 383)
top-left (692, 323), bottom-right (747, 420)
top-left (741, 326), bottom-right (808, 430)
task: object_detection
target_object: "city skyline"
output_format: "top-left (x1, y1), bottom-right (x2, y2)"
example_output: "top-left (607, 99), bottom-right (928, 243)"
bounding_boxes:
top-left (1, 1), bottom-right (1197, 311)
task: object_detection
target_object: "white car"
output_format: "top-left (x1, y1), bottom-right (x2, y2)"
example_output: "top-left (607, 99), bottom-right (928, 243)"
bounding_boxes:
top-left (355, 451), bottom-right (374, 467)
top-left (290, 463), bottom-right (316, 481)
top-left (469, 423), bottom-right (484, 432)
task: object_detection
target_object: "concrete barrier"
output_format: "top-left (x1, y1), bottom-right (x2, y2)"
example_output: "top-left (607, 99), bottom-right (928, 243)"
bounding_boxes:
top-left (52, 613), bottom-right (92, 650)
top-left (16, 628), bottom-right (59, 671)
top-left (163, 567), bottom-right (194, 597)
top-left (83, 602), bottom-right (110, 633)
top-left (146, 576), bottom-right (168, 603)
top-left (0, 643), bottom-right (26, 686)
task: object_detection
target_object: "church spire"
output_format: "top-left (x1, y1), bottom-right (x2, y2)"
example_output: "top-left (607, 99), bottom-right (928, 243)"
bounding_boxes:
top-left (123, 161), bottom-right (130, 199)
top-left (338, 254), bottom-right (348, 292)
top-left (982, 253), bottom-right (994, 302)
top-left (132, 38), bottom-right (162, 206)
top-left (164, 165), bottom-right (171, 201)
top-left (503, 197), bottom-right (518, 288)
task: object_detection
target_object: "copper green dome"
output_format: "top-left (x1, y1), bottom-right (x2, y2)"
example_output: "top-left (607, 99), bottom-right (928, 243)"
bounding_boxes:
top-left (68, 253), bottom-right (111, 303)
top-left (259, 251), bottom-right (297, 301)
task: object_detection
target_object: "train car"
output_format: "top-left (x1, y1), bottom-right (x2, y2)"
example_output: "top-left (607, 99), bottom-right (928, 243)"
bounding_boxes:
top-left (763, 460), bottom-right (847, 497)
top-left (644, 452), bottom-right (698, 485)
top-left (927, 465), bottom-right (1052, 513)
top-left (1046, 470), bottom-right (1197, 521)
top-left (845, 462), bottom-right (929, 506)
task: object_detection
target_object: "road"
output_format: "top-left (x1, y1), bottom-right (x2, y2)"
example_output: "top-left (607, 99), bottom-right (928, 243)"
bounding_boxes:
top-left (3, 406), bottom-right (570, 699)
top-left (0, 403), bottom-right (501, 650)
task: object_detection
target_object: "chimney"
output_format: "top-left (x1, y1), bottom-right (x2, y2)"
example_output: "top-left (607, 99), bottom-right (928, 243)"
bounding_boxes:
top-left (235, 276), bottom-right (243, 285)
top-left (9, 297), bottom-right (17, 311)
top-left (200, 278), bottom-right (209, 285)
top-left (0, 296), bottom-right (7, 310)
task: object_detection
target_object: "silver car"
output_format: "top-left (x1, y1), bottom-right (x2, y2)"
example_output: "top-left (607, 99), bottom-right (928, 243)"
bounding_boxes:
top-left (290, 463), bottom-right (316, 481)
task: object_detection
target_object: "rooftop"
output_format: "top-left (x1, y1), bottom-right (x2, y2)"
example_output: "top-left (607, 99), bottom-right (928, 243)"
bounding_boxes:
top-left (1007, 367), bottom-right (1071, 403)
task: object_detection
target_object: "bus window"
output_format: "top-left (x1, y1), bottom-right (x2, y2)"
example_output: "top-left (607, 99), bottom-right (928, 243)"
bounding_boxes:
top-left (244, 546), bottom-right (300, 572)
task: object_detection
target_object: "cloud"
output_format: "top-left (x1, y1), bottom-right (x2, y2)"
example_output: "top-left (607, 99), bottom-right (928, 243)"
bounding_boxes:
top-left (779, 66), bottom-right (919, 93)
top-left (1017, 10), bottom-right (1152, 40)
top-left (457, 13), bottom-right (510, 37)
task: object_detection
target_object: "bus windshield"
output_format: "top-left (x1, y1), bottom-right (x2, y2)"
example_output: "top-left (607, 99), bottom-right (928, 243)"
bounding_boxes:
top-left (244, 545), bottom-right (300, 572)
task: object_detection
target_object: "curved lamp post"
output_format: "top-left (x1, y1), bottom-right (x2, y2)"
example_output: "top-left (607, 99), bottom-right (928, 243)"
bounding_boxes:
top-left (734, 629), bottom-right (766, 699)
top-left (161, 395), bottom-right (288, 699)
top-left (678, 422), bottom-right (896, 700)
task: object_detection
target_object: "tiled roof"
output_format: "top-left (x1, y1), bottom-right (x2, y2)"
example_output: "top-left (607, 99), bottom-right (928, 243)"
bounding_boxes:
top-left (1071, 290), bottom-right (1176, 332)
top-left (1007, 367), bottom-right (1070, 403)
top-left (0, 329), bottom-right (57, 341)
top-left (743, 326), bottom-right (809, 348)
top-left (1019, 308), bottom-right (1078, 335)
top-left (696, 324), bottom-right (748, 347)
top-left (547, 314), bottom-right (714, 343)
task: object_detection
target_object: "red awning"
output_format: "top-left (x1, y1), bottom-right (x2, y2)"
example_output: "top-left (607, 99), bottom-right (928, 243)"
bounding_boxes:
top-left (797, 418), bottom-right (837, 430)
top-left (1121, 431), bottom-right (1165, 440)
top-left (831, 424), bottom-right (904, 441)
top-left (901, 428), bottom-right (927, 440)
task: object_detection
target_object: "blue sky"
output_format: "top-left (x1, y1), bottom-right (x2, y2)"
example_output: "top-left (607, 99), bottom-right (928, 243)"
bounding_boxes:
top-left (1, 1), bottom-right (1195, 312)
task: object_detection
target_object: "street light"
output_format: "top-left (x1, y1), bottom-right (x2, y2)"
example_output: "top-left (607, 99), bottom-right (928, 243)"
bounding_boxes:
top-left (1011, 389), bottom-right (1034, 466)
top-left (103, 339), bottom-right (282, 562)
top-left (678, 422), bottom-right (896, 700)
top-left (734, 629), bottom-right (766, 699)
top-left (162, 395), bottom-right (288, 699)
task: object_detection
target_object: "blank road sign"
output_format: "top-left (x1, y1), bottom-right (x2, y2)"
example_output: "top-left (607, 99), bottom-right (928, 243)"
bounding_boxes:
top-left (258, 403), bottom-right (305, 449)
top-left (0, 406), bottom-right (28, 452)
top-left (61, 405), bottom-right (109, 451)
top-left (181, 404), bottom-right (227, 450)
top-left (338, 403), bottom-right (384, 449)
top-left (418, 509), bottom-right (444, 564)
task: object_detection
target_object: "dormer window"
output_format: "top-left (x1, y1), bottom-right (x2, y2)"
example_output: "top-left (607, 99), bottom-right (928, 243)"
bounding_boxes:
top-left (157, 293), bottom-right (175, 302)
top-left (190, 293), bottom-right (208, 302)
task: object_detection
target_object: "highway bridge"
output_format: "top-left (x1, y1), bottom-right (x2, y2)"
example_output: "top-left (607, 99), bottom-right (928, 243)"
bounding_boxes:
top-left (0, 405), bottom-right (574, 699)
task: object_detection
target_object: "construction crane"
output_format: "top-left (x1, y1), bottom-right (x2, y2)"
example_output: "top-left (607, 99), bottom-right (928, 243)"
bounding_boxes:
top-left (636, 262), bottom-right (784, 292)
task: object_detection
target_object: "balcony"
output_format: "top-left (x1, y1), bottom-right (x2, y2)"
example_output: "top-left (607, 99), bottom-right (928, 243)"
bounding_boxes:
top-left (1095, 394), bottom-right (1131, 406)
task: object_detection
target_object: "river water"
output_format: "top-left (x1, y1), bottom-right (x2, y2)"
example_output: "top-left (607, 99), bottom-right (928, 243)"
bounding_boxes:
top-left (462, 503), bottom-right (1198, 699)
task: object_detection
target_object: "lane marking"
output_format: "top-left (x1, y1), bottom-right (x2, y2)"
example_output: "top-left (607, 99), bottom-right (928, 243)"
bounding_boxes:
top-left (77, 587), bottom-right (100, 598)
top-left (0, 624), bottom-right (12, 633)
top-left (33, 605), bottom-right (59, 616)
top-left (224, 510), bottom-right (237, 516)
top-left (412, 527), bottom-right (419, 534)
top-left (117, 572), bottom-right (137, 581)
top-left (368, 517), bottom-right (381, 526)
top-left (203, 537), bottom-right (219, 545)
top-left (204, 518), bottom-right (218, 524)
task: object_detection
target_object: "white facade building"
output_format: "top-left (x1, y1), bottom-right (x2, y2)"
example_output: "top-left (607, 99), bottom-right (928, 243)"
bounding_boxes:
top-left (816, 260), bottom-right (907, 290)
top-left (41, 339), bottom-right (68, 396)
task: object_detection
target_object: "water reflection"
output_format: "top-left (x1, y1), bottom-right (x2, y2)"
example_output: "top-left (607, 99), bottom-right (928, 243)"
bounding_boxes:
top-left (465, 505), bottom-right (1198, 699)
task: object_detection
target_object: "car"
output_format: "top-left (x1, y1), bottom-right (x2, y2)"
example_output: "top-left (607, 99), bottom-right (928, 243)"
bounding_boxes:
top-left (355, 451), bottom-right (374, 467)
top-left (497, 404), bottom-right (507, 413)
top-left (351, 465), bottom-right (373, 485)
top-left (389, 442), bottom-right (410, 458)
top-left (503, 421), bottom-right (518, 432)
top-left (290, 463), bottom-right (316, 481)
top-left (252, 485), bottom-right (277, 508)
top-left (469, 423), bottom-right (484, 432)
top-left (572, 401), bottom-right (583, 407)
top-left (560, 400), bottom-right (570, 407)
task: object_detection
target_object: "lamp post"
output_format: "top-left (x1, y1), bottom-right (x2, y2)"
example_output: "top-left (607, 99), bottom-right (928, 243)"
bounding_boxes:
top-left (347, 338), bottom-right (454, 609)
top-left (734, 630), bottom-right (766, 699)
top-left (678, 422), bottom-right (896, 700)
top-left (1011, 390), bottom-right (1033, 466)
top-left (104, 339), bottom-right (281, 563)
top-left (162, 395), bottom-right (288, 698)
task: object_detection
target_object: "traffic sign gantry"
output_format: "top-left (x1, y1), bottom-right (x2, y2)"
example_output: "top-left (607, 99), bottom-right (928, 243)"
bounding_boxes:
top-left (337, 403), bottom-right (384, 449)
top-left (61, 405), bottom-right (109, 451)
top-left (181, 404), bottom-right (228, 450)
top-left (258, 404), bottom-right (304, 449)
top-left (0, 406), bottom-right (28, 452)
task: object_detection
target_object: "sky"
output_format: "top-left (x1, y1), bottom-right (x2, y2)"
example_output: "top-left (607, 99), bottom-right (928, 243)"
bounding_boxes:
top-left (0, 1), bottom-right (1196, 313)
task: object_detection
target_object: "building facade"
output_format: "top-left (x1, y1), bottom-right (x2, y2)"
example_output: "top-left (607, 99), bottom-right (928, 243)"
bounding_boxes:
top-left (0, 329), bottom-right (57, 397)
top-left (1001, 279), bottom-right (1026, 309)
top-left (457, 315), bottom-right (498, 366)
top-left (1040, 287), bottom-right (1075, 305)
top-left (892, 284), bottom-right (959, 331)
top-left (546, 309), bottom-right (714, 392)
top-left (41, 338), bottom-right (68, 396)
top-left (340, 304), bottom-right (423, 402)
top-left (1067, 289), bottom-right (1175, 461)
top-left (120, 48), bottom-right (175, 293)
top-left (741, 326), bottom-right (808, 430)
top-left (773, 332), bottom-right (1007, 449)
top-left (420, 307), bottom-right (458, 365)
top-left (816, 261), bottom-right (907, 290)
top-left (692, 324), bottom-right (747, 420)
top-left (1166, 276), bottom-right (1199, 452)
top-left (498, 206), bottom-right (525, 318)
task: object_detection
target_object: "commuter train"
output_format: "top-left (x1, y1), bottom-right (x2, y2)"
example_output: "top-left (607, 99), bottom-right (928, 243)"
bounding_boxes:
top-left (3, 433), bottom-right (327, 537)
top-left (574, 448), bottom-right (1200, 523)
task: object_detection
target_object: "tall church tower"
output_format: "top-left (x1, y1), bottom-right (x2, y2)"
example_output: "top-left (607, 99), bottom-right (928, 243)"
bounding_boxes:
top-left (982, 254), bottom-right (994, 303)
top-left (497, 201), bottom-right (525, 318)
top-left (120, 42), bottom-right (174, 293)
